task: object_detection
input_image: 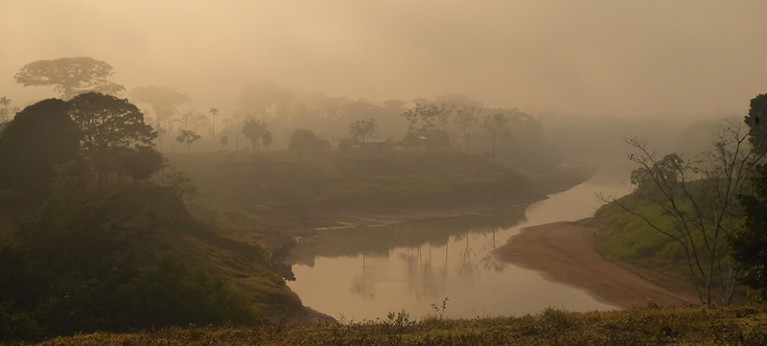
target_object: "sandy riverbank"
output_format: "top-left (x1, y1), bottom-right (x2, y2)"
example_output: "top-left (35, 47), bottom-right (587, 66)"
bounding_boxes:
top-left (494, 220), bottom-right (700, 308)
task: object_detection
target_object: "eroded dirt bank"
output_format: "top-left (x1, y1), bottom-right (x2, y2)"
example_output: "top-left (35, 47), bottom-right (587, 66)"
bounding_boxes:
top-left (494, 220), bottom-right (699, 308)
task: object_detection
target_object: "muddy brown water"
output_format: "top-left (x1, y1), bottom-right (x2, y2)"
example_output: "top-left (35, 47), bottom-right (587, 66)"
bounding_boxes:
top-left (287, 168), bottom-right (631, 320)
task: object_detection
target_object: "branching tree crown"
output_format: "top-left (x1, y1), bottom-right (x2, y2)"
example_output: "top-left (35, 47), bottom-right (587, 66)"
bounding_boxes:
top-left (68, 92), bottom-right (156, 153)
top-left (0, 99), bottom-right (81, 204)
top-left (610, 122), bottom-right (761, 305)
top-left (15, 57), bottom-right (125, 99)
top-left (129, 86), bottom-right (190, 132)
top-left (67, 92), bottom-right (156, 185)
top-left (176, 129), bottom-right (201, 152)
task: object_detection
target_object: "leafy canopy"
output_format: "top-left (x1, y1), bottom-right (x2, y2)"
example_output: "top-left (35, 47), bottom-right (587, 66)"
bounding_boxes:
top-left (0, 99), bottom-right (81, 206)
top-left (15, 57), bottom-right (124, 99)
top-left (68, 92), bottom-right (156, 154)
top-left (241, 118), bottom-right (272, 149)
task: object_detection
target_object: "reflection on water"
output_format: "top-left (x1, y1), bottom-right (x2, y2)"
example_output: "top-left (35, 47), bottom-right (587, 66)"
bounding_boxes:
top-left (287, 169), bottom-right (631, 320)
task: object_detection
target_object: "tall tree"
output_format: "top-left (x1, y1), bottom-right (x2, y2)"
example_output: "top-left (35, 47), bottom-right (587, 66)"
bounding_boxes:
top-left (348, 118), bottom-right (377, 143)
top-left (0, 99), bottom-right (81, 207)
top-left (401, 102), bottom-right (446, 147)
top-left (176, 129), bottom-right (201, 152)
top-left (175, 108), bottom-right (209, 135)
top-left (241, 118), bottom-right (272, 149)
top-left (129, 86), bottom-right (190, 137)
top-left (209, 107), bottom-right (219, 136)
top-left (454, 106), bottom-right (480, 152)
top-left (15, 57), bottom-right (124, 99)
top-left (731, 92), bottom-right (767, 300)
top-left (732, 164), bottom-right (767, 299)
top-left (402, 103), bottom-right (441, 137)
top-left (482, 113), bottom-right (509, 163)
top-left (744, 93), bottom-right (767, 154)
top-left (67, 92), bottom-right (156, 185)
top-left (609, 123), bottom-right (760, 305)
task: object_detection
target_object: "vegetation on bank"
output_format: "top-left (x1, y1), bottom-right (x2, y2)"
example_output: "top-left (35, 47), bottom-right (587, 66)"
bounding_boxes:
top-left (23, 305), bottom-right (767, 345)
top-left (172, 150), bottom-right (544, 214)
top-left (593, 116), bottom-right (766, 305)
top-left (171, 150), bottom-right (590, 276)
top-left (594, 194), bottom-right (685, 271)
top-left (0, 95), bottom-right (298, 341)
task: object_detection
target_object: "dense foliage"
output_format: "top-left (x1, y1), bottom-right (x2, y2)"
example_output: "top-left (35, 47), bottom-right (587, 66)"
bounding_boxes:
top-left (0, 99), bottom-right (81, 209)
top-left (732, 164), bottom-right (767, 299)
top-left (734, 92), bottom-right (767, 298)
top-left (744, 93), bottom-right (767, 154)
top-left (0, 97), bottom-right (260, 341)
top-left (0, 187), bottom-right (260, 341)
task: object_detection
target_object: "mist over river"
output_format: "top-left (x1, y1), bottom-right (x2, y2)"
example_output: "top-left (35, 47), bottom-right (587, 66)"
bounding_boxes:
top-left (287, 167), bottom-right (632, 320)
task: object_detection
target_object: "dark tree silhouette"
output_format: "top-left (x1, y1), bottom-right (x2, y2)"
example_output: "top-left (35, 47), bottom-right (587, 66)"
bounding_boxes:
top-left (732, 164), bottom-right (767, 299)
top-left (289, 128), bottom-right (330, 153)
top-left (732, 92), bottom-right (767, 299)
top-left (67, 92), bottom-right (156, 185)
top-left (0, 99), bottom-right (81, 207)
top-left (120, 146), bottom-right (164, 183)
top-left (15, 57), bottom-right (124, 99)
top-left (744, 93), bottom-right (767, 154)
top-left (241, 118), bottom-right (272, 149)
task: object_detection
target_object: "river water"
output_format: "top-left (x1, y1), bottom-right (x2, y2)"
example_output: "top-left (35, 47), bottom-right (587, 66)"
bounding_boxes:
top-left (287, 168), bottom-right (632, 320)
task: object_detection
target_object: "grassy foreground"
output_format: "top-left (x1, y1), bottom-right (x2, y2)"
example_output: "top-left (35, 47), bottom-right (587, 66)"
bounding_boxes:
top-left (22, 305), bottom-right (767, 345)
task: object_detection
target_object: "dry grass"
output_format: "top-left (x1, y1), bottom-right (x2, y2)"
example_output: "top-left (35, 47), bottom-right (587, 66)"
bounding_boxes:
top-left (18, 305), bottom-right (767, 346)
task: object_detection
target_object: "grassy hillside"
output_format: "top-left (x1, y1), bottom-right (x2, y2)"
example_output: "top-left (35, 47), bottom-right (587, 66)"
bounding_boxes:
top-left (592, 189), bottom-right (756, 305)
top-left (33, 305), bottom-right (767, 345)
top-left (0, 184), bottom-right (319, 341)
top-left (593, 193), bottom-right (686, 271)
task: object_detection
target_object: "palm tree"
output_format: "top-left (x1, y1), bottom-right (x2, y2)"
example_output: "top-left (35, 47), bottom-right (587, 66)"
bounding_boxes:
top-left (209, 107), bottom-right (219, 136)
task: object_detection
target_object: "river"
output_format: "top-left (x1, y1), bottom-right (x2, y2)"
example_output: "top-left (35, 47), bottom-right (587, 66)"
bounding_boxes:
top-left (287, 168), bottom-right (632, 320)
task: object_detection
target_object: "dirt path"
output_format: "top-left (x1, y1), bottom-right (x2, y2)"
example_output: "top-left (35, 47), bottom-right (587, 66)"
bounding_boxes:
top-left (494, 220), bottom-right (700, 308)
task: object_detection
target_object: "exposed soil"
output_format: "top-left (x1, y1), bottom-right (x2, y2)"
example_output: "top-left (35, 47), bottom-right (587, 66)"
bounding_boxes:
top-left (494, 219), bottom-right (700, 308)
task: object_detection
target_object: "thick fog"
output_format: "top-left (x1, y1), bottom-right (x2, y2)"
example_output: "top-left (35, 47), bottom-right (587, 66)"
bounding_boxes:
top-left (2, 1), bottom-right (767, 117)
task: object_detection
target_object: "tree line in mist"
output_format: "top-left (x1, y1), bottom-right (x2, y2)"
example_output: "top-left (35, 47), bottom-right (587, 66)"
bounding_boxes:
top-left (2, 56), bottom-right (560, 171)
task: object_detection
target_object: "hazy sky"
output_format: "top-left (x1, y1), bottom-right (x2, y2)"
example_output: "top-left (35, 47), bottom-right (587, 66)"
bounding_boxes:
top-left (2, 0), bottom-right (767, 117)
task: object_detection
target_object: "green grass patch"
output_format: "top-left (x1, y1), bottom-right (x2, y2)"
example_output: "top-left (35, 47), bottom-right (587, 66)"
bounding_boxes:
top-left (594, 193), bottom-right (687, 271)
